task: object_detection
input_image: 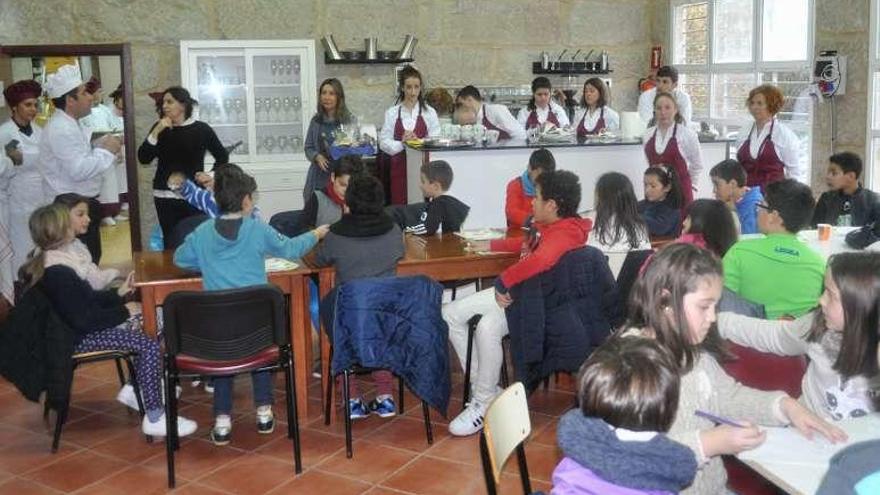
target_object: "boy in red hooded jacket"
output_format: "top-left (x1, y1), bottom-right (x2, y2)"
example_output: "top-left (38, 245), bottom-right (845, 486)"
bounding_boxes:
top-left (505, 147), bottom-right (556, 229)
top-left (444, 170), bottom-right (591, 436)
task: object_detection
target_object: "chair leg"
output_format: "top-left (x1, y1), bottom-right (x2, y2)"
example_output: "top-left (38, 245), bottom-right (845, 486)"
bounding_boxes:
top-left (516, 444), bottom-right (532, 494)
top-left (479, 432), bottom-right (498, 495)
top-left (500, 351), bottom-right (510, 388)
top-left (463, 315), bottom-right (481, 406)
top-left (283, 352), bottom-right (303, 474)
top-left (114, 357), bottom-right (127, 387)
top-left (51, 405), bottom-right (67, 453)
top-left (164, 362), bottom-right (176, 488)
top-left (324, 347), bottom-right (334, 426)
top-left (124, 355), bottom-right (152, 444)
top-left (421, 401), bottom-right (433, 445)
top-left (397, 375), bottom-right (405, 414)
top-left (342, 370), bottom-right (353, 459)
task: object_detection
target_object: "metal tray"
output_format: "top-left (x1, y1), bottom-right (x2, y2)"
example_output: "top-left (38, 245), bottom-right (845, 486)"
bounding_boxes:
top-left (419, 138), bottom-right (476, 149)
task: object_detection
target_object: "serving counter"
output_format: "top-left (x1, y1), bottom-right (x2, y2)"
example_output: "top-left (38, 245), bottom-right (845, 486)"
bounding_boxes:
top-left (405, 137), bottom-right (733, 229)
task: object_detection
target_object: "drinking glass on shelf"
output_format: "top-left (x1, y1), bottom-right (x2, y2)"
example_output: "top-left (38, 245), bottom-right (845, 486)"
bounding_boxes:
top-left (282, 97), bottom-right (293, 121)
top-left (278, 136), bottom-right (290, 153)
top-left (270, 59), bottom-right (278, 84)
top-left (254, 98), bottom-right (264, 123)
top-left (223, 98), bottom-right (234, 124)
top-left (264, 136), bottom-right (277, 154)
top-left (284, 59), bottom-right (293, 84)
top-left (272, 97), bottom-right (283, 123)
top-left (233, 98), bottom-right (244, 124)
top-left (291, 136), bottom-right (302, 151)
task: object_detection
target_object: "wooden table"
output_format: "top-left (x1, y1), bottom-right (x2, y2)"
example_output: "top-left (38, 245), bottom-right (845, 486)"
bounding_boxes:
top-left (133, 251), bottom-right (316, 418)
top-left (310, 233), bottom-right (520, 422)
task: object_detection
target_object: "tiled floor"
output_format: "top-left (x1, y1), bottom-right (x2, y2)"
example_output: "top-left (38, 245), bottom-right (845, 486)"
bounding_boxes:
top-left (0, 360), bottom-right (574, 494)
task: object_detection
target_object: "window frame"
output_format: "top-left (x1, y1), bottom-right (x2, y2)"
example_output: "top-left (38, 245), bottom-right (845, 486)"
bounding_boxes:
top-left (867, 0), bottom-right (879, 190)
top-left (669, 0), bottom-right (816, 128)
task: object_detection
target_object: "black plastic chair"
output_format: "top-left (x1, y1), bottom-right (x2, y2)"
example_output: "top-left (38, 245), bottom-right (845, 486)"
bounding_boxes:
top-left (269, 210), bottom-right (308, 238)
top-left (615, 249), bottom-right (654, 309)
top-left (45, 349), bottom-right (148, 452)
top-left (161, 285), bottom-right (302, 488)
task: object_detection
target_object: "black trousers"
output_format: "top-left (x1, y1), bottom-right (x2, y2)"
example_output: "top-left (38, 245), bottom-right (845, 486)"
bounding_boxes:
top-left (77, 197), bottom-right (102, 264)
top-left (154, 197), bottom-right (203, 246)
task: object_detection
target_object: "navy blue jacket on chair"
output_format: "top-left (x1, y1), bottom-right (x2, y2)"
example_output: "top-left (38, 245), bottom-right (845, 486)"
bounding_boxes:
top-left (505, 246), bottom-right (623, 392)
top-left (329, 275), bottom-right (450, 416)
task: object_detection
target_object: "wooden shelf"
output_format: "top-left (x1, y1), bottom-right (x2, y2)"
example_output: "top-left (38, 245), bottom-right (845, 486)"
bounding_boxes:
top-left (531, 62), bottom-right (612, 75)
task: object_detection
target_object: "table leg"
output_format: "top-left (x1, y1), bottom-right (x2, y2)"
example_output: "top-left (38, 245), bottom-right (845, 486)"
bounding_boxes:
top-left (318, 269), bottom-right (335, 424)
top-left (141, 286), bottom-right (158, 338)
top-left (290, 275), bottom-right (309, 419)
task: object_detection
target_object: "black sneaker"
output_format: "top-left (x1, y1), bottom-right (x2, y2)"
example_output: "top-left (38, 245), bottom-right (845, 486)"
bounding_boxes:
top-left (257, 408), bottom-right (275, 434)
top-left (210, 424), bottom-right (231, 446)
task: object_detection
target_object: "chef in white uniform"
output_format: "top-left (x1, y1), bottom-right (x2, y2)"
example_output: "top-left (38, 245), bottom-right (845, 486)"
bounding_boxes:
top-left (80, 78), bottom-right (125, 225)
top-left (39, 64), bottom-right (121, 263)
top-left (637, 65), bottom-right (693, 126)
top-left (455, 85), bottom-right (526, 140)
top-left (0, 80), bottom-right (44, 302)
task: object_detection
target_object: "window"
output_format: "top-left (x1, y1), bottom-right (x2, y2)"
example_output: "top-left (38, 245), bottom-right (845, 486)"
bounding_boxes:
top-left (868, 0), bottom-right (880, 190)
top-left (671, 0), bottom-right (814, 179)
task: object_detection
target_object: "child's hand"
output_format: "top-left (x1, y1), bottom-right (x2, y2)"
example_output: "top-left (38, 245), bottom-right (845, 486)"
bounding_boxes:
top-left (195, 171), bottom-right (214, 190)
top-left (312, 224), bottom-right (330, 239)
top-left (781, 397), bottom-right (848, 443)
top-left (117, 271), bottom-right (135, 297)
top-left (125, 301), bottom-right (142, 317)
top-left (494, 289), bottom-right (513, 308)
top-left (167, 172), bottom-right (185, 191)
top-left (701, 422), bottom-right (766, 456)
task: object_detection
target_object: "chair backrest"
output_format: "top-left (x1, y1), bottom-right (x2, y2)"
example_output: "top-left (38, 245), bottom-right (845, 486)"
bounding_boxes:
top-left (163, 285), bottom-right (287, 360)
top-left (269, 210), bottom-right (307, 238)
top-left (481, 382), bottom-right (531, 487)
top-left (167, 214), bottom-right (210, 250)
top-left (615, 249), bottom-right (654, 310)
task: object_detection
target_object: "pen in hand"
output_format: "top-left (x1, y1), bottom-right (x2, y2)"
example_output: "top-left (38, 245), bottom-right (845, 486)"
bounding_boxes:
top-left (695, 410), bottom-right (746, 428)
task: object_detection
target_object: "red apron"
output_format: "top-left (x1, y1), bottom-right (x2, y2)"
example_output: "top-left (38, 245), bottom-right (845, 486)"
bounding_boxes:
top-left (576, 107), bottom-right (606, 137)
top-left (524, 105), bottom-right (560, 130)
top-left (388, 105), bottom-right (428, 205)
top-left (644, 124), bottom-right (694, 205)
top-left (481, 105), bottom-right (511, 140)
top-left (737, 119), bottom-right (785, 190)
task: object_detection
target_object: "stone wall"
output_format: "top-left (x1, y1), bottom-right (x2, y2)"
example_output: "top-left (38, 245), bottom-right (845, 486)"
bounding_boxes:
top-left (0, 0), bottom-right (661, 243)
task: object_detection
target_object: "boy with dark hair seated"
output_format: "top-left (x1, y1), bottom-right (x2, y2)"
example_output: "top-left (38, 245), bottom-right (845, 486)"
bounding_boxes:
top-left (301, 155), bottom-right (364, 229)
top-left (505, 147), bottom-right (556, 229)
top-left (388, 160), bottom-right (469, 235)
top-left (812, 152), bottom-right (880, 227)
top-left (313, 174), bottom-right (406, 418)
top-left (723, 178), bottom-right (824, 319)
top-left (710, 158), bottom-right (764, 234)
top-left (443, 170), bottom-right (591, 436)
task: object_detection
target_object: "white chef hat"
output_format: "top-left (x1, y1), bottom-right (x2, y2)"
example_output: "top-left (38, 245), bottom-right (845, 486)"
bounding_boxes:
top-left (45, 64), bottom-right (84, 99)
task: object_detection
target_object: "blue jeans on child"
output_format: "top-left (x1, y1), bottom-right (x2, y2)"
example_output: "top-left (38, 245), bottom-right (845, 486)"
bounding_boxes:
top-left (212, 371), bottom-right (274, 416)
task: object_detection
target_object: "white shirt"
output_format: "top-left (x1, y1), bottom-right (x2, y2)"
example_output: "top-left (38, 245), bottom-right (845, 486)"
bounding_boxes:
top-left (572, 105), bottom-right (621, 132)
top-left (644, 123), bottom-right (704, 185)
top-left (477, 103), bottom-right (526, 139)
top-left (80, 103), bottom-right (123, 132)
top-left (586, 212), bottom-right (652, 277)
top-left (515, 101), bottom-right (570, 130)
top-left (637, 87), bottom-right (693, 125)
top-left (39, 110), bottom-right (116, 198)
top-left (379, 103), bottom-right (441, 155)
top-left (734, 117), bottom-right (805, 183)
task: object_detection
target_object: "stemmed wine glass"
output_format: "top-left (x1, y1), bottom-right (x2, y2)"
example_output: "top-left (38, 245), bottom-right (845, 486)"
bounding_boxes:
top-left (254, 98), bottom-right (264, 123)
top-left (284, 59), bottom-right (293, 84)
top-left (272, 97), bottom-right (283, 123)
top-left (282, 97), bottom-right (293, 121)
top-left (233, 98), bottom-right (244, 124)
top-left (264, 136), bottom-right (277, 154)
top-left (270, 59), bottom-right (278, 84)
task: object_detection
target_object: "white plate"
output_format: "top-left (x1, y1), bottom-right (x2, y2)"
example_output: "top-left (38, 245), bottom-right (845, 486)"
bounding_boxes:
top-left (455, 229), bottom-right (506, 241)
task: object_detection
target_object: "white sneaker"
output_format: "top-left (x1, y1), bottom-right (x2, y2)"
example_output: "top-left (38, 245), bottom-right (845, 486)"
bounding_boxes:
top-left (448, 401), bottom-right (487, 436)
top-left (142, 414), bottom-right (197, 437)
top-left (101, 217), bottom-right (117, 226)
top-left (116, 384), bottom-right (140, 412)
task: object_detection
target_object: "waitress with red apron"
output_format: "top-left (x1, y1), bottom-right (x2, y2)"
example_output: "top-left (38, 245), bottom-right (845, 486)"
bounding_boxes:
top-left (643, 92), bottom-right (703, 205)
top-left (455, 85), bottom-right (526, 140)
top-left (516, 77), bottom-right (569, 131)
top-left (736, 84), bottom-right (803, 190)
top-left (379, 66), bottom-right (440, 205)
top-left (574, 77), bottom-right (620, 137)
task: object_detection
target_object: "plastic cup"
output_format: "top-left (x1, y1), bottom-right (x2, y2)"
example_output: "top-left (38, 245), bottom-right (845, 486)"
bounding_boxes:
top-left (817, 223), bottom-right (832, 241)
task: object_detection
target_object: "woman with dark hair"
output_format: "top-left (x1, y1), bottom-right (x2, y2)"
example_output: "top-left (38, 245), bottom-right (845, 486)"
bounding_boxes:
top-left (735, 84), bottom-right (803, 189)
top-left (137, 86), bottom-right (228, 242)
top-left (379, 66), bottom-right (440, 204)
top-left (679, 198), bottom-right (739, 258)
top-left (304, 78), bottom-right (354, 203)
top-left (573, 77), bottom-right (619, 137)
top-left (516, 77), bottom-right (569, 131)
top-left (643, 92), bottom-right (703, 205)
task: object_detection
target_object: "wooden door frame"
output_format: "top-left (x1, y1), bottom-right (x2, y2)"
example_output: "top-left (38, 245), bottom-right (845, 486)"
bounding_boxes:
top-left (0, 43), bottom-right (142, 250)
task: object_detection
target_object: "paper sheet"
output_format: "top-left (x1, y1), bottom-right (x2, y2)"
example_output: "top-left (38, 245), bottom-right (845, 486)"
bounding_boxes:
top-left (265, 257), bottom-right (298, 272)
top-left (455, 229), bottom-right (506, 241)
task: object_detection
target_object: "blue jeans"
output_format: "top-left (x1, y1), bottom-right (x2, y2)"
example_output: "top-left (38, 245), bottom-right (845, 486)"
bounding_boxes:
top-left (212, 371), bottom-right (274, 416)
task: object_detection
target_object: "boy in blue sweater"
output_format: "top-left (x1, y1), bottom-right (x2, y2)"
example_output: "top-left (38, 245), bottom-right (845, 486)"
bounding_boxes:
top-left (174, 163), bottom-right (329, 445)
top-left (710, 159), bottom-right (764, 234)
